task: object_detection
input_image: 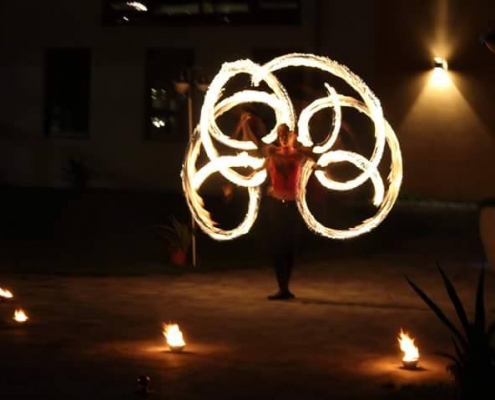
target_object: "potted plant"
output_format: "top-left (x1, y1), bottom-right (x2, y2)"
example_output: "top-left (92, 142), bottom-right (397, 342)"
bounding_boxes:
top-left (406, 264), bottom-right (495, 399)
top-left (156, 217), bottom-right (191, 265)
top-left (62, 156), bottom-right (92, 190)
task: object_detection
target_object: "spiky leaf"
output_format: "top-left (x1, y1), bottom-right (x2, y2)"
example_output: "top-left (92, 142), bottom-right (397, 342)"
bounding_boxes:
top-left (452, 336), bottom-right (466, 364)
top-left (435, 351), bottom-right (462, 369)
top-left (487, 321), bottom-right (495, 340)
top-left (475, 267), bottom-right (486, 336)
top-left (437, 265), bottom-right (471, 338)
top-left (155, 217), bottom-right (191, 251)
top-left (406, 276), bottom-right (468, 350)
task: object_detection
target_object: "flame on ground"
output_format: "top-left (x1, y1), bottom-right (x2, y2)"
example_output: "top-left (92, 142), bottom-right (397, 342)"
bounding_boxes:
top-left (163, 323), bottom-right (186, 349)
top-left (0, 287), bottom-right (13, 299)
top-left (13, 309), bottom-right (28, 323)
top-left (398, 329), bottom-right (419, 362)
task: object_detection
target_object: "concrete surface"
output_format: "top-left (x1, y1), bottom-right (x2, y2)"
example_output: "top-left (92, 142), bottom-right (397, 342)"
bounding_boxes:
top-left (0, 256), bottom-right (492, 399)
top-left (0, 202), bottom-right (490, 399)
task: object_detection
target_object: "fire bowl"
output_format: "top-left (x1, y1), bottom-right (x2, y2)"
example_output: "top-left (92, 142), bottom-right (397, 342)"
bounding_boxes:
top-left (402, 359), bottom-right (419, 370)
top-left (0, 297), bottom-right (14, 304)
top-left (168, 345), bottom-right (185, 353)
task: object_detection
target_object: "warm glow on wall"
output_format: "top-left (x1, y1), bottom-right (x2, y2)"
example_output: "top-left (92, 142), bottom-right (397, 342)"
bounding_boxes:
top-left (431, 69), bottom-right (450, 88)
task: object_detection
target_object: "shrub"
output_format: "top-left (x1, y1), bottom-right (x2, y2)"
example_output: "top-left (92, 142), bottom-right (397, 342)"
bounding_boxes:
top-left (406, 265), bottom-right (495, 399)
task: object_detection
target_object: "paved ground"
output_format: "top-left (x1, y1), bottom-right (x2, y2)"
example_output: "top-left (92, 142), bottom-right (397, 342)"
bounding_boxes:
top-left (1, 255), bottom-right (493, 399)
top-left (0, 203), bottom-right (491, 399)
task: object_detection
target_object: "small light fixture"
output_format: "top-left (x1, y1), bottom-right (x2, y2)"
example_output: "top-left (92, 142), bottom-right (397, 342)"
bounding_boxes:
top-left (433, 57), bottom-right (448, 71)
top-left (0, 287), bottom-right (13, 301)
top-left (196, 73), bottom-right (209, 93)
top-left (174, 80), bottom-right (190, 95)
top-left (126, 2), bottom-right (148, 12)
top-left (174, 70), bottom-right (191, 95)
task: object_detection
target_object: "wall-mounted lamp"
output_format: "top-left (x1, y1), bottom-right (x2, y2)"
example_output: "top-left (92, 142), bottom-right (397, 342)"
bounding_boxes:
top-left (433, 57), bottom-right (448, 71)
top-left (173, 68), bottom-right (209, 95)
top-left (431, 57), bottom-right (450, 87)
top-left (480, 27), bottom-right (495, 54)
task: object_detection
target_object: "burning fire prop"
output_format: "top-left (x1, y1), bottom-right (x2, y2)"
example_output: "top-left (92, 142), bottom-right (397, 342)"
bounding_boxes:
top-left (182, 53), bottom-right (402, 240)
top-left (13, 309), bottom-right (28, 323)
top-left (0, 287), bottom-right (13, 301)
top-left (398, 329), bottom-right (419, 369)
top-left (163, 323), bottom-right (186, 352)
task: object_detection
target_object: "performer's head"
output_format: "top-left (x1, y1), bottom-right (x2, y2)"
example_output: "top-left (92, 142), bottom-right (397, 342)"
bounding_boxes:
top-left (277, 123), bottom-right (296, 147)
top-left (239, 104), bottom-right (257, 119)
top-left (241, 104), bottom-right (256, 114)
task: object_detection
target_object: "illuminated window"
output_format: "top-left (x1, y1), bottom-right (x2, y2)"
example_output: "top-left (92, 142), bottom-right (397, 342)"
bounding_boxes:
top-left (145, 48), bottom-right (194, 141)
top-left (102, 0), bottom-right (301, 25)
top-left (202, 1), bottom-right (250, 14)
top-left (154, 1), bottom-right (201, 16)
top-left (258, 0), bottom-right (299, 10)
top-left (103, 0), bottom-right (150, 24)
top-left (44, 48), bottom-right (91, 137)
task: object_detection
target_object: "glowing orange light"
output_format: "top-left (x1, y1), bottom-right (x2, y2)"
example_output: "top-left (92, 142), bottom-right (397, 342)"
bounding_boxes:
top-left (398, 329), bottom-right (419, 368)
top-left (163, 323), bottom-right (186, 352)
top-left (0, 287), bottom-right (13, 300)
top-left (126, 2), bottom-right (147, 11)
top-left (431, 68), bottom-right (451, 88)
top-left (13, 309), bottom-right (28, 323)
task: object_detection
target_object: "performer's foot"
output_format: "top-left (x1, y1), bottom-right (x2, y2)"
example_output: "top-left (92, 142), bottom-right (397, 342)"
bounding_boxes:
top-left (267, 291), bottom-right (295, 301)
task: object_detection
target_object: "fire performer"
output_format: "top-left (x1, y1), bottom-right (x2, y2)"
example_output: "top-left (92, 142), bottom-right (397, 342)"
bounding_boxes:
top-left (181, 54), bottom-right (403, 301)
top-left (263, 123), bottom-right (314, 300)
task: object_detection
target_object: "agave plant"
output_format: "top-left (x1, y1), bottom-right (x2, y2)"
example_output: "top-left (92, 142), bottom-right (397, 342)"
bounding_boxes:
top-left (62, 156), bottom-right (91, 189)
top-left (156, 217), bottom-right (191, 254)
top-left (406, 265), bottom-right (495, 400)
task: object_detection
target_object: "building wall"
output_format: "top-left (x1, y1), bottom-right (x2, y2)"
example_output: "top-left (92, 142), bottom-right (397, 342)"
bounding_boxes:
top-left (0, 0), bottom-right (320, 190)
top-left (375, 0), bottom-right (495, 201)
top-left (4, 0), bottom-right (494, 202)
top-left (0, 0), bottom-right (380, 192)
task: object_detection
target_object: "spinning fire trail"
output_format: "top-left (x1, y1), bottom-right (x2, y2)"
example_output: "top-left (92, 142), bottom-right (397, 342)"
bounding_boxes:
top-left (181, 53), bottom-right (402, 241)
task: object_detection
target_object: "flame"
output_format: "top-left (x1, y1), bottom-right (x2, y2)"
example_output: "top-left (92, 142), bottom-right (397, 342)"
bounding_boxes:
top-left (163, 323), bottom-right (186, 349)
top-left (0, 287), bottom-right (13, 299)
top-left (398, 329), bottom-right (419, 362)
top-left (13, 309), bottom-right (28, 323)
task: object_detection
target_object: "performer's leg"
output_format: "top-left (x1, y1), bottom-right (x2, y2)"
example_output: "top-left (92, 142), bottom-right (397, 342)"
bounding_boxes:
top-left (281, 202), bottom-right (297, 294)
top-left (268, 199), bottom-right (295, 300)
top-left (271, 199), bottom-right (286, 292)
